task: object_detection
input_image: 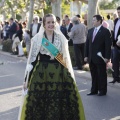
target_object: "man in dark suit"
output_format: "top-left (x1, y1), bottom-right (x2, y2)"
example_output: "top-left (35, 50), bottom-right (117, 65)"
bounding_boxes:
top-left (8, 18), bottom-right (17, 39)
top-left (30, 16), bottom-right (41, 38)
top-left (84, 15), bottom-right (112, 96)
top-left (109, 6), bottom-right (120, 83)
top-left (64, 17), bottom-right (73, 46)
top-left (56, 16), bottom-right (68, 39)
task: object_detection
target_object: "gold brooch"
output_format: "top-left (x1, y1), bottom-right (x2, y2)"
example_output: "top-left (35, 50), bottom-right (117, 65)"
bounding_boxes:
top-left (45, 42), bottom-right (49, 46)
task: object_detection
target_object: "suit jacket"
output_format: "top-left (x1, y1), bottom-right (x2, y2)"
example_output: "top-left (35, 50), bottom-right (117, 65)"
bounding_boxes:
top-left (85, 26), bottom-right (112, 64)
top-left (30, 23), bottom-right (41, 38)
top-left (66, 23), bottom-right (73, 46)
top-left (8, 22), bottom-right (17, 39)
top-left (60, 26), bottom-right (67, 39)
top-left (15, 29), bottom-right (23, 42)
top-left (113, 18), bottom-right (120, 49)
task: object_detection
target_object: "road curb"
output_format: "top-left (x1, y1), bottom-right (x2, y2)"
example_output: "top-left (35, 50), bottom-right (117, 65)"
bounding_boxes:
top-left (0, 50), bottom-right (27, 61)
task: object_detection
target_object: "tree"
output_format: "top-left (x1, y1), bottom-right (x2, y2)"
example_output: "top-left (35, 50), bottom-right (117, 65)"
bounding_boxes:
top-left (45, 0), bottom-right (62, 17)
top-left (99, 0), bottom-right (120, 10)
top-left (61, 1), bottom-right (71, 17)
top-left (87, 0), bottom-right (99, 29)
top-left (0, 0), bottom-right (30, 20)
top-left (51, 0), bottom-right (61, 17)
top-left (0, 0), bottom-right (5, 7)
top-left (27, 0), bottom-right (34, 29)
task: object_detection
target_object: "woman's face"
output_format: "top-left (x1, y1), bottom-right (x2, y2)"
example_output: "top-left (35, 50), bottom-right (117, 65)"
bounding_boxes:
top-left (44, 16), bottom-right (56, 31)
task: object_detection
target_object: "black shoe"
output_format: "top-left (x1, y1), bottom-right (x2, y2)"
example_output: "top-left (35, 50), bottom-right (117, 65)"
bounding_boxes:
top-left (87, 92), bottom-right (98, 95)
top-left (97, 93), bottom-right (106, 96)
top-left (11, 52), bottom-right (17, 55)
top-left (73, 67), bottom-right (83, 70)
top-left (17, 55), bottom-right (24, 57)
top-left (109, 80), bottom-right (117, 84)
top-left (11, 52), bottom-right (16, 55)
top-left (117, 80), bottom-right (120, 83)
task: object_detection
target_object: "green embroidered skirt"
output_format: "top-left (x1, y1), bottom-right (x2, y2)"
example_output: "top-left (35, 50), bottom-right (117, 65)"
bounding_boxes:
top-left (69, 46), bottom-right (76, 67)
top-left (20, 61), bottom-right (85, 120)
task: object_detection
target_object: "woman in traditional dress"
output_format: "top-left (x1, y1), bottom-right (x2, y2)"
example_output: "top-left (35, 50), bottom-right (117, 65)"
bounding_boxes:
top-left (18, 13), bottom-right (85, 120)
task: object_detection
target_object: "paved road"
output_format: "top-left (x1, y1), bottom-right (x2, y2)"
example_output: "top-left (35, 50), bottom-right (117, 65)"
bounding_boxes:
top-left (0, 53), bottom-right (120, 120)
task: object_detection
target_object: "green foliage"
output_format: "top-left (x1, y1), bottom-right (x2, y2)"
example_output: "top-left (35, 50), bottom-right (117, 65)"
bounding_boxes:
top-left (2, 39), bottom-right (12, 52)
top-left (23, 48), bottom-right (27, 56)
top-left (99, 0), bottom-right (120, 10)
top-left (0, 0), bottom-right (46, 20)
top-left (45, 0), bottom-right (51, 5)
top-left (45, 0), bottom-right (71, 17)
top-left (43, 4), bottom-right (52, 14)
top-left (16, 14), bottom-right (22, 20)
top-left (61, 1), bottom-right (70, 17)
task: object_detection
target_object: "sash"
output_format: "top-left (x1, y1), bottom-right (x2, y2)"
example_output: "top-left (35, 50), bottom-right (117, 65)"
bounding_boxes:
top-left (42, 38), bottom-right (67, 68)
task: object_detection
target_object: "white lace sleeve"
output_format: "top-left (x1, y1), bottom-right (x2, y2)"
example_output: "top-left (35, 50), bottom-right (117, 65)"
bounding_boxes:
top-left (24, 34), bottom-right (42, 83)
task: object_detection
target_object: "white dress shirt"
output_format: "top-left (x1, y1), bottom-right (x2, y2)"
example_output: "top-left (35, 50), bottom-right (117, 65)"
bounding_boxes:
top-left (94, 25), bottom-right (102, 35)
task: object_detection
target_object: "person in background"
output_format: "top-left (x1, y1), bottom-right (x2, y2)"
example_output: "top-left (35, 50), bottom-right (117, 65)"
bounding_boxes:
top-left (106, 14), bottom-right (114, 33)
top-left (30, 16), bottom-right (41, 38)
top-left (69, 16), bottom-right (87, 70)
top-left (113, 12), bottom-right (118, 21)
top-left (8, 18), bottom-right (17, 40)
top-left (106, 14), bottom-right (114, 65)
top-left (76, 14), bottom-right (81, 23)
top-left (12, 23), bottom-right (24, 57)
top-left (22, 22), bottom-right (27, 30)
top-left (64, 16), bottom-right (73, 46)
top-left (23, 29), bottom-right (31, 57)
top-left (3, 21), bottom-right (9, 40)
top-left (39, 17), bottom-right (42, 24)
top-left (102, 17), bottom-right (109, 29)
top-left (15, 23), bottom-right (23, 42)
top-left (15, 19), bottom-right (20, 31)
top-left (64, 16), bottom-right (76, 66)
top-left (109, 6), bottom-right (120, 83)
top-left (0, 22), bottom-right (2, 42)
top-left (56, 16), bottom-right (68, 39)
top-left (61, 19), bottom-right (66, 27)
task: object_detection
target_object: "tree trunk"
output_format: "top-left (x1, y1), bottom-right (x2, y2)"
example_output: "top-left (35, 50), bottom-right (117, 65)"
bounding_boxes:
top-left (10, 8), bottom-right (15, 19)
top-left (97, 6), bottom-right (100, 14)
top-left (2, 11), bottom-right (6, 21)
top-left (75, 1), bottom-right (82, 15)
top-left (21, 12), bottom-right (27, 21)
top-left (40, 9), bottom-right (44, 18)
top-left (87, 0), bottom-right (99, 29)
top-left (27, 0), bottom-right (34, 29)
top-left (70, 0), bottom-right (82, 17)
top-left (51, 0), bottom-right (61, 18)
top-left (0, 0), bottom-right (5, 7)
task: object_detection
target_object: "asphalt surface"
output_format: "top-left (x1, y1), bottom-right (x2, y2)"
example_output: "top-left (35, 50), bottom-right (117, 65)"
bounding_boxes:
top-left (0, 51), bottom-right (120, 120)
